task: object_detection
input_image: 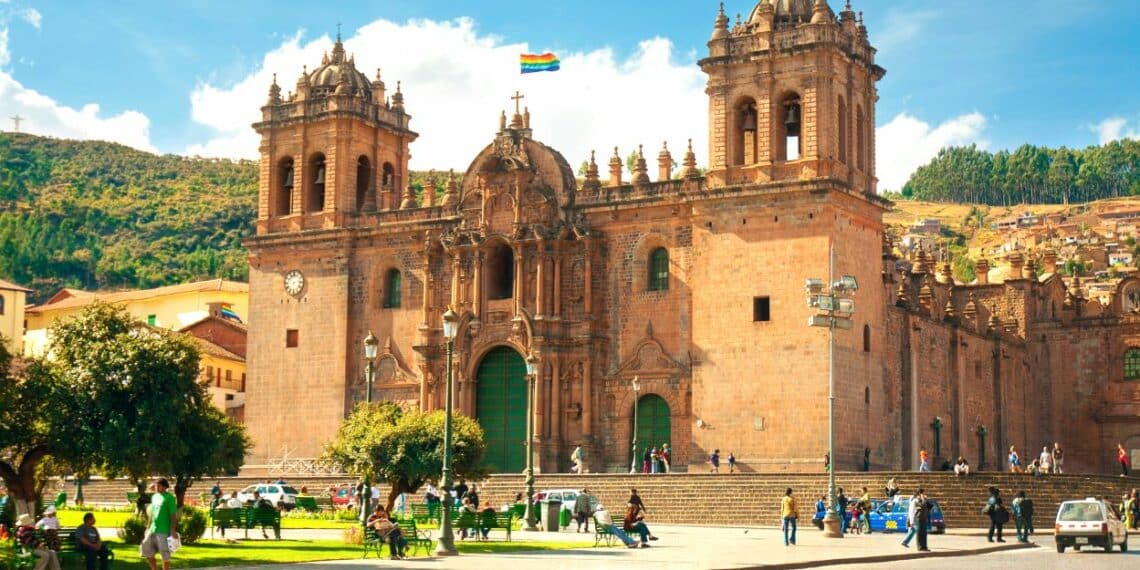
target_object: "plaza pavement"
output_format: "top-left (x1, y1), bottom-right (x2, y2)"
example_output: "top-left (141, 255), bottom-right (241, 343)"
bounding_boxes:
top-left (214, 524), bottom-right (1036, 570)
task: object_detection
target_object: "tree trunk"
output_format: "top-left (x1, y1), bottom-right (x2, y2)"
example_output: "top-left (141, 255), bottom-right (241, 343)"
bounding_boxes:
top-left (174, 476), bottom-right (191, 508)
top-left (0, 446), bottom-right (49, 518)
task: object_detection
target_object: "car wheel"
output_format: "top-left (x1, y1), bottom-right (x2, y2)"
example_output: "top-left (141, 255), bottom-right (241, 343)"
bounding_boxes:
top-left (1075, 546), bottom-right (1081, 551)
top-left (1121, 537), bottom-right (1128, 552)
top-left (1056, 543), bottom-right (1065, 553)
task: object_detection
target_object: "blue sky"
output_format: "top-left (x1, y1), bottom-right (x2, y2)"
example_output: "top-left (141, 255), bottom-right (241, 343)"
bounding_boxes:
top-left (4, 0), bottom-right (1139, 190)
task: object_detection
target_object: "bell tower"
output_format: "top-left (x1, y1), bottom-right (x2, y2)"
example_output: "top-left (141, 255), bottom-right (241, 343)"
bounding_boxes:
top-left (253, 33), bottom-right (418, 234)
top-left (700, 0), bottom-right (885, 191)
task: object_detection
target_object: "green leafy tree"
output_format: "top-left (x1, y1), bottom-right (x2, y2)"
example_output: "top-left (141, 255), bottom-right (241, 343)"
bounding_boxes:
top-left (324, 402), bottom-right (488, 511)
top-left (47, 303), bottom-right (248, 505)
top-left (0, 343), bottom-right (81, 518)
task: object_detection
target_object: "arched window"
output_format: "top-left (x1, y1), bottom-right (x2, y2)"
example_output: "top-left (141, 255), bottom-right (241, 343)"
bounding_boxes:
top-left (856, 106), bottom-right (866, 172)
top-left (307, 153), bottom-right (326, 213)
top-left (383, 268), bottom-right (402, 309)
top-left (1126, 348), bottom-right (1140, 380)
top-left (356, 156), bottom-right (371, 212)
top-left (487, 244), bottom-right (514, 300)
top-left (276, 158), bottom-right (294, 216)
top-left (733, 98), bottom-right (758, 166)
top-left (777, 94), bottom-right (802, 162)
top-left (863, 324), bottom-right (871, 352)
top-left (648, 248), bottom-right (669, 291)
top-left (838, 97), bottom-right (848, 165)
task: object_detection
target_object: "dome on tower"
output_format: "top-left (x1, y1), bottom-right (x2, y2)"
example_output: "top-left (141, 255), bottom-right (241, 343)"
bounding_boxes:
top-left (751, 0), bottom-right (817, 28)
top-left (306, 35), bottom-right (372, 100)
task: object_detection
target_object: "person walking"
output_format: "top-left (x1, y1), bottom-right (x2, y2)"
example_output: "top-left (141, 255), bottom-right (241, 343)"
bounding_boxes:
top-left (710, 449), bottom-right (720, 473)
top-left (918, 449), bottom-right (930, 472)
top-left (141, 478), bottom-right (178, 570)
top-left (858, 487), bottom-right (873, 534)
top-left (914, 489), bottom-right (931, 552)
top-left (1011, 491), bottom-right (1029, 542)
top-left (781, 488), bottom-right (798, 546)
top-left (985, 486), bottom-right (1007, 543)
top-left (836, 488), bottom-right (850, 534)
top-left (570, 445), bottom-right (586, 474)
top-left (1039, 446), bottom-right (1052, 474)
top-left (1124, 491), bottom-right (1136, 530)
top-left (1052, 442), bottom-right (1064, 474)
top-left (900, 491), bottom-right (918, 548)
top-left (1118, 443), bottom-right (1130, 476)
top-left (627, 488), bottom-right (647, 517)
top-left (660, 443), bottom-right (671, 473)
top-left (727, 451), bottom-right (736, 473)
top-left (1008, 446), bottom-right (1022, 473)
top-left (573, 489), bottom-right (593, 533)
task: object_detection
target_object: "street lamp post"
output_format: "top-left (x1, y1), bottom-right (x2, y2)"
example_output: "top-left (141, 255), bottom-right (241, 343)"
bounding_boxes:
top-left (806, 245), bottom-right (858, 540)
top-left (359, 330), bottom-right (379, 531)
top-left (435, 309), bottom-right (459, 556)
top-left (629, 376), bottom-right (641, 474)
top-left (523, 352), bottom-right (540, 532)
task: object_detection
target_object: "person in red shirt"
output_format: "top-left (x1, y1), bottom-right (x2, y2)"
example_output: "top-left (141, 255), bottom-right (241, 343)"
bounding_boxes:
top-left (1119, 443), bottom-right (1130, 477)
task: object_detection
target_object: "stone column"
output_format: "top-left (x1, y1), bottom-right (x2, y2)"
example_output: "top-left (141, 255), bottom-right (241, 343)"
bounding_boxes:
top-left (584, 242), bottom-right (594, 315)
top-left (513, 243), bottom-right (524, 315)
top-left (553, 245), bottom-right (562, 317)
top-left (551, 357), bottom-right (562, 447)
top-left (581, 359), bottom-right (593, 443)
top-left (535, 245), bottom-right (546, 318)
top-left (473, 250), bottom-right (483, 318)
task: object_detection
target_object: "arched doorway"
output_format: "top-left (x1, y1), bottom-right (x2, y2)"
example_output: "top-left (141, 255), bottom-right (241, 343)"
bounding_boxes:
top-left (475, 347), bottom-right (527, 473)
top-left (633, 394), bottom-right (672, 456)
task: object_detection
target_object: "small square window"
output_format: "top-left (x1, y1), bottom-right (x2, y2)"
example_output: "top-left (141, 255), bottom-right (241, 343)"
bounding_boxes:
top-left (753, 297), bottom-right (771, 322)
top-left (286, 329), bottom-right (299, 348)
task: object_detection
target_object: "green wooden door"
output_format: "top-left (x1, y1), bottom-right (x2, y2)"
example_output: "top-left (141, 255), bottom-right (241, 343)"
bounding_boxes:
top-left (634, 394), bottom-right (672, 454)
top-left (475, 347), bottom-right (527, 473)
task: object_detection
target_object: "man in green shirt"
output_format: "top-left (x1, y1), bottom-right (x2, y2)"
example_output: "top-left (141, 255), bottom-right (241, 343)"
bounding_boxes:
top-left (140, 479), bottom-right (179, 570)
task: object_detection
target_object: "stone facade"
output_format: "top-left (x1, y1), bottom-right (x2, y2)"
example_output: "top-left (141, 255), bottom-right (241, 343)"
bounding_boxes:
top-left (242, 2), bottom-right (1140, 475)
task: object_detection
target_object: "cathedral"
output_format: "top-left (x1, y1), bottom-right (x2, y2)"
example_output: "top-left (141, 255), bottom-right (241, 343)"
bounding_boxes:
top-left (243, 0), bottom-right (1140, 475)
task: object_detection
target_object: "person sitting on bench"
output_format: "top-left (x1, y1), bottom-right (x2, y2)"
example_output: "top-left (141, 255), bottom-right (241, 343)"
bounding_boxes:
top-left (368, 506), bottom-right (406, 560)
top-left (75, 512), bottom-right (112, 570)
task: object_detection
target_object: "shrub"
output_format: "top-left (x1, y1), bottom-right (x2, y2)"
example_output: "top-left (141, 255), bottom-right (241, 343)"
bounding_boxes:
top-left (178, 506), bottom-right (207, 544)
top-left (118, 515), bottom-right (147, 545)
top-left (341, 525), bottom-right (361, 545)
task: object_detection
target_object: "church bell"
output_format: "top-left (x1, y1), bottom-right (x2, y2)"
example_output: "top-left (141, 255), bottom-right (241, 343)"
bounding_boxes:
top-left (314, 164), bottom-right (326, 185)
top-left (785, 104), bottom-right (801, 137)
top-left (741, 107), bottom-right (757, 132)
top-left (282, 169), bottom-right (294, 188)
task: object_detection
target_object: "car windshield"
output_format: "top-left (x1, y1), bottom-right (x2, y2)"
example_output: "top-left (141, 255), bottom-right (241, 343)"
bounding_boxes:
top-left (282, 486), bottom-right (300, 495)
top-left (1058, 503), bottom-right (1104, 522)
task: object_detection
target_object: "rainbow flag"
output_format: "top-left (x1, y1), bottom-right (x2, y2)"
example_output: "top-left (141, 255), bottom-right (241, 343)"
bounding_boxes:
top-left (521, 53), bottom-right (560, 74)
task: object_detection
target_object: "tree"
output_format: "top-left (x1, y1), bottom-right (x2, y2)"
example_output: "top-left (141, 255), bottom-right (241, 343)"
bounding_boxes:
top-left (169, 405), bottom-right (251, 507)
top-left (626, 150), bottom-right (639, 176)
top-left (0, 344), bottom-right (80, 518)
top-left (46, 303), bottom-right (248, 505)
top-left (324, 402), bottom-right (488, 511)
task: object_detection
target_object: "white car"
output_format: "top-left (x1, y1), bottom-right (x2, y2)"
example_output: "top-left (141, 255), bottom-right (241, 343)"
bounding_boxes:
top-left (535, 489), bottom-right (597, 514)
top-left (236, 483), bottom-right (299, 508)
top-left (1054, 497), bottom-right (1128, 553)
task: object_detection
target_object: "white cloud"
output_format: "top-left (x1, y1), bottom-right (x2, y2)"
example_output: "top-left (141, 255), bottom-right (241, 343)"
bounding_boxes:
top-left (875, 112), bottom-right (988, 192)
top-left (20, 7), bottom-right (39, 29)
top-left (0, 25), bottom-right (156, 151)
top-left (186, 18), bottom-right (708, 172)
top-left (1091, 117), bottom-right (1138, 145)
top-left (875, 8), bottom-right (939, 53)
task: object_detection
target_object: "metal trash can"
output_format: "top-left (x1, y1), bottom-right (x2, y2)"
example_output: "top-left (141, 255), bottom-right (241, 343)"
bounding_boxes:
top-left (544, 499), bottom-right (562, 532)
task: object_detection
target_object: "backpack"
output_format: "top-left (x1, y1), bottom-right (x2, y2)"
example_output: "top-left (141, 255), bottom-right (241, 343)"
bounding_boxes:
top-left (995, 505), bottom-right (1010, 524)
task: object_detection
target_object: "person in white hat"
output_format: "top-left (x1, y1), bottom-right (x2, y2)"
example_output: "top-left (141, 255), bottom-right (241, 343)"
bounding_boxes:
top-left (592, 504), bottom-right (640, 548)
top-left (16, 513), bottom-right (60, 570)
top-left (35, 506), bottom-right (62, 551)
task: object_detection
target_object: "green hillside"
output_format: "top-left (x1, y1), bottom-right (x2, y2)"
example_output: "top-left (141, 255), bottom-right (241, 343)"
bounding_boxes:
top-left (0, 134), bottom-right (258, 304)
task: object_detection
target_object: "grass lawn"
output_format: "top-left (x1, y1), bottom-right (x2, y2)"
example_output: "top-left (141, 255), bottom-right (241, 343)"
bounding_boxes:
top-left (55, 509), bottom-right (355, 530)
top-left (101, 538), bottom-right (594, 569)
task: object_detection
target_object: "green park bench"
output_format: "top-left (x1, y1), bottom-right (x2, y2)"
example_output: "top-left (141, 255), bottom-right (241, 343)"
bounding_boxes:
top-left (56, 531), bottom-right (115, 569)
top-left (591, 514), bottom-right (619, 547)
top-left (313, 497), bottom-right (334, 511)
top-left (453, 511), bottom-right (514, 541)
top-left (294, 496), bottom-right (319, 512)
top-left (210, 507), bottom-right (281, 540)
top-left (362, 517), bottom-right (432, 558)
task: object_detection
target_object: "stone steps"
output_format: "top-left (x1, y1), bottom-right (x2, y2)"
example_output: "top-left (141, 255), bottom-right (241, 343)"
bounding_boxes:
top-left (42, 472), bottom-right (1138, 529)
